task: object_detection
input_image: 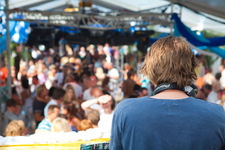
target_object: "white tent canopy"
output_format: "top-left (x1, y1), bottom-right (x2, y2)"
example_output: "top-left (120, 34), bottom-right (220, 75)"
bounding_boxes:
top-left (3, 0), bottom-right (225, 34)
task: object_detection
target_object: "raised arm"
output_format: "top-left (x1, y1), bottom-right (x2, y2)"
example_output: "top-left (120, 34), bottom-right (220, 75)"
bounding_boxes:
top-left (81, 95), bottom-right (112, 111)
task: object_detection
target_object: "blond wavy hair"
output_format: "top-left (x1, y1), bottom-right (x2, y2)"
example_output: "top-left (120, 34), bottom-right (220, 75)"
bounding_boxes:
top-left (36, 84), bottom-right (46, 97)
top-left (64, 84), bottom-right (77, 102)
top-left (5, 120), bottom-right (26, 137)
top-left (140, 36), bottom-right (197, 89)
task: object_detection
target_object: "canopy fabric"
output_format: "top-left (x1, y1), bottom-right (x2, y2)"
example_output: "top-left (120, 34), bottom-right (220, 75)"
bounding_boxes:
top-left (172, 13), bottom-right (225, 59)
top-left (172, 13), bottom-right (225, 47)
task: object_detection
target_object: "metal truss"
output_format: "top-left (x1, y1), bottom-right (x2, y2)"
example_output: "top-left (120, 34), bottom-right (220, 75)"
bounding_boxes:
top-left (8, 10), bottom-right (172, 30)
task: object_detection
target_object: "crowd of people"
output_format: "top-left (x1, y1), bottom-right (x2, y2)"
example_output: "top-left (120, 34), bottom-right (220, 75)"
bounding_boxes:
top-left (195, 64), bottom-right (225, 108)
top-left (0, 43), bottom-right (150, 137)
top-left (1, 38), bottom-right (225, 149)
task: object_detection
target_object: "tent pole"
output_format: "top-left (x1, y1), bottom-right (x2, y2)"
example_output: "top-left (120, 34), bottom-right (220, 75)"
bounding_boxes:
top-left (5, 0), bottom-right (12, 98)
top-left (170, 2), bottom-right (174, 35)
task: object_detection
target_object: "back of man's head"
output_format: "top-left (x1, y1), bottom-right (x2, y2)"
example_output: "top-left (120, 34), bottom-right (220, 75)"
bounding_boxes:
top-left (52, 88), bottom-right (66, 100)
top-left (140, 36), bottom-right (197, 89)
top-left (47, 105), bottom-right (60, 122)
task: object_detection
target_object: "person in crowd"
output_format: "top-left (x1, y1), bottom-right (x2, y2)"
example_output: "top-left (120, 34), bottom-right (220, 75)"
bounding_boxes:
top-left (55, 65), bottom-right (68, 87)
top-left (86, 87), bottom-right (103, 110)
top-left (80, 73), bottom-right (91, 91)
top-left (61, 101), bottom-right (81, 132)
top-left (203, 68), bottom-right (215, 85)
top-left (120, 63), bottom-right (130, 80)
top-left (107, 63), bottom-right (119, 91)
top-left (48, 86), bottom-right (56, 98)
top-left (95, 67), bottom-right (105, 86)
top-left (64, 84), bottom-right (84, 117)
top-left (122, 70), bottom-right (136, 100)
top-left (30, 75), bottom-right (40, 98)
top-left (27, 60), bottom-right (36, 75)
top-left (220, 64), bottom-right (225, 88)
top-left (11, 66), bottom-right (19, 86)
top-left (36, 63), bottom-right (47, 85)
top-left (78, 46), bottom-right (87, 61)
top-left (79, 119), bottom-right (93, 131)
top-left (36, 105), bottom-right (60, 133)
top-left (218, 94), bottom-right (225, 109)
top-left (210, 73), bottom-right (225, 108)
top-left (101, 77), bottom-right (112, 93)
top-left (44, 87), bottom-right (66, 117)
top-left (110, 36), bottom-right (225, 149)
top-left (213, 72), bottom-right (222, 93)
top-left (196, 88), bottom-right (207, 100)
top-left (83, 75), bottom-right (98, 101)
top-left (202, 84), bottom-right (212, 99)
top-left (64, 84), bottom-right (77, 102)
top-left (45, 64), bottom-right (57, 89)
top-left (85, 109), bottom-right (100, 128)
top-left (139, 87), bottom-right (148, 97)
top-left (3, 98), bottom-right (32, 134)
top-left (17, 61), bottom-right (27, 81)
top-left (196, 84), bottom-right (213, 101)
top-left (51, 117), bottom-right (71, 133)
top-left (81, 94), bottom-right (116, 137)
top-left (63, 74), bottom-right (83, 99)
top-left (20, 75), bottom-right (32, 107)
top-left (20, 75), bottom-right (33, 113)
top-left (33, 84), bottom-right (50, 127)
top-left (5, 120), bottom-right (26, 137)
top-left (11, 86), bottom-right (21, 106)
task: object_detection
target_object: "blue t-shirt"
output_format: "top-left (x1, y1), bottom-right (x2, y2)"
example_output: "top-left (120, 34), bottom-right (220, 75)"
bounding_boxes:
top-left (110, 97), bottom-right (225, 150)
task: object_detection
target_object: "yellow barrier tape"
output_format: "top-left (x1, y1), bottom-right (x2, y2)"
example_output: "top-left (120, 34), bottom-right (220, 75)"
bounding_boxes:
top-left (0, 138), bottom-right (110, 150)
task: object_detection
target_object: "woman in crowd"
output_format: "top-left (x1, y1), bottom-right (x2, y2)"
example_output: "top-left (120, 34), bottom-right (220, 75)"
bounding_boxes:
top-left (20, 75), bottom-right (31, 106)
top-left (64, 84), bottom-right (84, 117)
top-left (61, 101), bottom-right (81, 132)
top-left (33, 84), bottom-right (50, 127)
top-left (45, 64), bottom-right (57, 89)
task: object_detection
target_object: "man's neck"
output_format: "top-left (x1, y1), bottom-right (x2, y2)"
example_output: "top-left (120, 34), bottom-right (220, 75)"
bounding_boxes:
top-left (151, 90), bottom-right (189, 100)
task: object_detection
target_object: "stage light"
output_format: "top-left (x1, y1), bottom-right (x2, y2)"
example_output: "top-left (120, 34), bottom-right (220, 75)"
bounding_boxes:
top-left (130, 21), bottom-right (136, 27)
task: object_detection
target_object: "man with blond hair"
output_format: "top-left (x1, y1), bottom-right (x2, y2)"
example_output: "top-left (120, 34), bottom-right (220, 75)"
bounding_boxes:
top-left (110, 36), bottom-right (225, 150)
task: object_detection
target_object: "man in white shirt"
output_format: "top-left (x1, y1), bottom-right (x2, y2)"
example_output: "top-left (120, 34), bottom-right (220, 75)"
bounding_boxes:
top-left (55, 65), bottom-right (67, 86)
top-left (107, 63), bottom-right (119, 91)
top-left (83, 75), bottom-right (98, 101)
